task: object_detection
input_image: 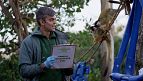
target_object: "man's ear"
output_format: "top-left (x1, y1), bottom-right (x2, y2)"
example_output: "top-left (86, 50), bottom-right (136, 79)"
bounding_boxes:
top-left (39, 19), bottom-right (45, 25)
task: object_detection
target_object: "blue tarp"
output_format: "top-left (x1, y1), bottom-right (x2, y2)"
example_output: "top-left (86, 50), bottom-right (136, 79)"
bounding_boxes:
top-left (71, 62), bottom-right (90, 81)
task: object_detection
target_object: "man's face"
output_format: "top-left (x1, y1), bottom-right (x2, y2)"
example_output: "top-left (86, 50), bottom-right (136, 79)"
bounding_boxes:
top-left (42, 15), bottom-right (56, 32)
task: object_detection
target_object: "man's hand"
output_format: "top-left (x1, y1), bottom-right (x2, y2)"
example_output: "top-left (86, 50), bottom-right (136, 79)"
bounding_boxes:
top-left (43, 56), bottom-right (56, 68)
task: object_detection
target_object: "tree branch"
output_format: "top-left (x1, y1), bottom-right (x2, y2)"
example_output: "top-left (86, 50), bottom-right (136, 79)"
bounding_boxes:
top-left (0, 0), bottom-right (18, 36)
top-left (9, 0), bottom-right (28, 43)
top-left (18, 0), bottom-right (33, 6)
top-left (0, 0), bottom-right (13, 22)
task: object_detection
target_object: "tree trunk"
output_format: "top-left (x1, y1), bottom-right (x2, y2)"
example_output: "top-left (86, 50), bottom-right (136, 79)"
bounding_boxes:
top-left (99, 32), bottom-right (114, 81)
top-left (99, 0), bottom-right (114, 81)
top-left (101, 0), bottom-right (112, 10)
top-left (136, 13), bottom-right (143, 74)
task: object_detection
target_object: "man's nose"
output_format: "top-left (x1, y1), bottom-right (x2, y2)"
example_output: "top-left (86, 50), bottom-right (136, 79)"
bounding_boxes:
top-left (53, 20), bottom-right (56, 25)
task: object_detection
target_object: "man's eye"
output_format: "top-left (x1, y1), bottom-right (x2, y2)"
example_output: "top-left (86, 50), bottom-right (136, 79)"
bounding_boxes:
top-left (49, 18), bottom-right (55, 21)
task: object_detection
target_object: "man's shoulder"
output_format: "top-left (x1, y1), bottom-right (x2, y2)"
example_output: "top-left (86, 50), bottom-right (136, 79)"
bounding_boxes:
top-left (55, 29), bottom-right (66, 35)
top-left (22, 34), bottom-right (39, 44)
top-left (54, 29), bottom-right (69, 44)
top-left (55, 29), bottom-right (68, 39)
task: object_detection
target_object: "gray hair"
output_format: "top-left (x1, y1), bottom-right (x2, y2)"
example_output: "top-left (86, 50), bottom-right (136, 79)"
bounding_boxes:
top-left (36, 7), bottom-right (56, 21)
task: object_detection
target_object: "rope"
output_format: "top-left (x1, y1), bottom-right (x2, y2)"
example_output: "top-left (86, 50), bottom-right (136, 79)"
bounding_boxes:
top-left (106, 4), bottom-right (123, 32)
top-left (75, 42), bottom-right (98, 63)
top-left (86, 40), bottom-right (103, 63)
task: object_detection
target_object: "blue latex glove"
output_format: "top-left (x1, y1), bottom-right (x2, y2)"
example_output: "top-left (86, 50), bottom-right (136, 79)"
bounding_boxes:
top-left (44, 56), bottom-right (56, 68)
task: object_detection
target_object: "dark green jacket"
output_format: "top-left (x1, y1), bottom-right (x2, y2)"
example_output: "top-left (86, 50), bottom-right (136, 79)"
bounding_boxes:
top-left (19, 27), bottom-right (70, 81)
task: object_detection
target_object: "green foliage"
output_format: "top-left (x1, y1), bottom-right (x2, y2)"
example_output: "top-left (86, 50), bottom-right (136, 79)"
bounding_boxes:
top-left (67, 30), bottom-right (94, 62)
top-left (114, 36), bottom-right (122, 56)
top-left (88, 68), bottom-right (101, 81)
top-left (0, 54), bottom-right (22, 81)
top-left (67, 30), bottom-right (93, 48)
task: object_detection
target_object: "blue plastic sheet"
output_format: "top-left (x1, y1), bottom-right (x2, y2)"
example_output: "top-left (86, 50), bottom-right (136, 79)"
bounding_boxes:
top-left (71, 62), bottom-right (90, 81)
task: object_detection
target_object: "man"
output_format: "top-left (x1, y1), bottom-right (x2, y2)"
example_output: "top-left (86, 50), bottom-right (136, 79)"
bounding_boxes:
top-left (19, 6), bottom-right (72, 81)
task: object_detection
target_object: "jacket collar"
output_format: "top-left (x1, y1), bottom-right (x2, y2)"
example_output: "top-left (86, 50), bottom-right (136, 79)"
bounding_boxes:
top-left (31, 27), bottom-right (56, 38)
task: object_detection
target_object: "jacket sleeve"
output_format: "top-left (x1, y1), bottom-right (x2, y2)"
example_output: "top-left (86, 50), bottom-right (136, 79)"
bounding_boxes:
top-left (19, 38), bottom-right (41, 78)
